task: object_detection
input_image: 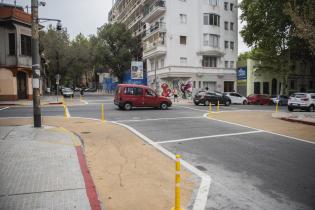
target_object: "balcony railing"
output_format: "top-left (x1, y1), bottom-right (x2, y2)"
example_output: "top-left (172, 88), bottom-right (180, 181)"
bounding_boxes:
top-left (142, 22), bottom-right (166, 39)
top-left (143, 39), bottom-right (166, 53)
top-left (143, 0), bottom-right (166, 22)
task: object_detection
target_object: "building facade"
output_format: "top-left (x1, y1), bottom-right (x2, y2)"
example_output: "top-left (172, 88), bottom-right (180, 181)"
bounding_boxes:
top-left (237, 59), bottom-right (315, 97)
top-left (109, 0), bottom-right (238, 95)
top-left (0, 3), bottom-right (32, 100)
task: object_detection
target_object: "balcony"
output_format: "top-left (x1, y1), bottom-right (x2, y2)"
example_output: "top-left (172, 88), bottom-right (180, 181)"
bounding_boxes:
top-left (143, 40), bottom-right (166, 59)
top-left (142, 22), bottom-right (166, 40)
top-left (143, 0), bottom-right (166, 23)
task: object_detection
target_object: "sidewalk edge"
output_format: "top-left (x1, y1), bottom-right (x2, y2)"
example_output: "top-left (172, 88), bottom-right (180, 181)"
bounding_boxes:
top-left (280, 117), bottom-right (315, 126)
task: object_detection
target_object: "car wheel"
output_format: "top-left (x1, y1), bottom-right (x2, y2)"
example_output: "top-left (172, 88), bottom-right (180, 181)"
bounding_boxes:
top-left (124, 103), bottom-right (132, 111)
top-left (288, 106), bottom-right (294, 112)
top-left (308, 105), bottom-right (314, 112)
top-left (194, 102), bottom-right (199, 106)
top-left (243, 100), bottom-right (248, 105)
top-left (225, 100), bottom-right (231, 106)
top-left (160, 102), bottom-right (168, 110)
top-left (204, 100), bottom-right (210, 106)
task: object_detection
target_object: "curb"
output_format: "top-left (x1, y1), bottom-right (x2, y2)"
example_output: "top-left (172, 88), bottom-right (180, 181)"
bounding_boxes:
top-left (280, 117), bottom-right (315, 126)
top-left (76, 145), bottom-right (102, 210)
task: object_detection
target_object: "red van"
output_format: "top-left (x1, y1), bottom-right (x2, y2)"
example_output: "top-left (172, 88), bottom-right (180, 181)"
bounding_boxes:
top-left (114, 84), bottom-right (172, 110)
top-left (247, 94), bottom-right (272, 105)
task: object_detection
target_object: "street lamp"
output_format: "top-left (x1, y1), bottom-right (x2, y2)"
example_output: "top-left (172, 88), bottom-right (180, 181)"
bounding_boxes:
top-left (31, 0), bottom-right (62, 127)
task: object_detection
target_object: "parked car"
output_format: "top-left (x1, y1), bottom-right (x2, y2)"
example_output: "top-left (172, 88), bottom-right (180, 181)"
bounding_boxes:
top-left (288, 93), bottom-right (315, 112)
top-left (247, 94), bottom-right (272, 105)
top-left (223, 92), bottom-right (248, 105)
top-left (114, 84), bottom-right (172, 110)
top-left (270, 95), bottom-right (289, 106)
top-left (193, 91), bottom-right (231, 106)
top-left (62, 88), bottom-right (74, 97)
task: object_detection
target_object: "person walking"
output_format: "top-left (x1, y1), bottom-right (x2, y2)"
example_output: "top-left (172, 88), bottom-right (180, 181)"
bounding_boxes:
top-left (173, 88), bottom-right (179, 102)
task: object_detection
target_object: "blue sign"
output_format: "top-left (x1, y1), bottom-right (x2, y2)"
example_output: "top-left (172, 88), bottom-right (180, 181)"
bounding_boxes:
top-left (237, 67), bottom-right (247, 80)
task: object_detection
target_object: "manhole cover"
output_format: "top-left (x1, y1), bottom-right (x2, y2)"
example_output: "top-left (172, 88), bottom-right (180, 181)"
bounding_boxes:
top-left (195, 165), bottom-right (207, 171)
top-left (81, 131), bottom-right (91, 134)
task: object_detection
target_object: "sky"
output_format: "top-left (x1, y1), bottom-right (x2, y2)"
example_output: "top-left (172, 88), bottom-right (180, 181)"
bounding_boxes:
top-left (4, 0), bottom-right (250, 54)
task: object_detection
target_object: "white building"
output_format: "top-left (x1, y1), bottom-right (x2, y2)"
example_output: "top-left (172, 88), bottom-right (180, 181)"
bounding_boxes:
top-left (109, 0), bottom-right (238, 94)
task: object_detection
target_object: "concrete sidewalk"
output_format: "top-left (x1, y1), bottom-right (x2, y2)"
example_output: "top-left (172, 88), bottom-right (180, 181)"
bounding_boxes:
top-left (272, 111), bottom-right (315, 126)
top-left (0, 125), bottom-right (99, 210)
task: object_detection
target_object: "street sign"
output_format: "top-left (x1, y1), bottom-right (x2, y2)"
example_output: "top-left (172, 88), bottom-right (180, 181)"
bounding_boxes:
top-left (55, 74), bottom-right (61, 81)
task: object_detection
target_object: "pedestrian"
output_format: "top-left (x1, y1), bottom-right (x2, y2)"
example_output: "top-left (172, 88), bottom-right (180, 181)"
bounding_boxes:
top-left (173, 88), bottom-right (179, 102)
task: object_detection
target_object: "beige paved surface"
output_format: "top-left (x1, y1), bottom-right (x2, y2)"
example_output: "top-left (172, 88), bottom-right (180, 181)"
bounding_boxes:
top-left (0, 117), bottom-right (196, 210)
top-left (211, 111), bottom-right (315, 143)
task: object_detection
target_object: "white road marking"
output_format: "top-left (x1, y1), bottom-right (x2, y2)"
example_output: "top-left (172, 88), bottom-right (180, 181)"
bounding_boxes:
top-left (203, 113), bottom-right (315, 145)
top-left (111, 121), bottom-right (211, 210)
top-left (114, 116), bottom-right (203, 123)
top-left (156, 130), bottom-right (264, 144)
top-left (0, 107), bottom-right (9, 111)
top-left (81, 100), bottom-right (89, 105)
top-left (176, 106), bottom-right (208, 112)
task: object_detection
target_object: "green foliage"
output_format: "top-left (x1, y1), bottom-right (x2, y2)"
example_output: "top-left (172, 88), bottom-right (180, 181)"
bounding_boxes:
top-left (95, 23), bottom-right (139, 83)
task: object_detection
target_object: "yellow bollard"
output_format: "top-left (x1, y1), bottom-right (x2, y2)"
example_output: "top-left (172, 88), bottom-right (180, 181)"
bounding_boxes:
top-left (217, 100), bottom-right (220, 112)
top-left (101, 103), bottom-right (105, 122)
top-left (63, 104), bottom-right (68, 119)
top-left (208, 102), bottom-right (212, 118)
top-left (276, 101), bottom-right (279, 112)
top-left (172, 154), bottom-right (183, 210)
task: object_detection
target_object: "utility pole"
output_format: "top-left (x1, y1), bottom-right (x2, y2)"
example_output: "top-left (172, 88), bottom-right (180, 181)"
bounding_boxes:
top-left (31, 0), bottom-right (42, 127)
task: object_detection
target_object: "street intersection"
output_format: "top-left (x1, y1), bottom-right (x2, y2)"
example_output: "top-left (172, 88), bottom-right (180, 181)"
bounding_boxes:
top-left (1, 94), bottom-right (315, 210)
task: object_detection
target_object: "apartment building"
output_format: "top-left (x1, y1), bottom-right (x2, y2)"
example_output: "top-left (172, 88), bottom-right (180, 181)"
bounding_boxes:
top-left (0, 3), bottom-right (33, 100)
top-left (109, 0), bottom-right (238, 93)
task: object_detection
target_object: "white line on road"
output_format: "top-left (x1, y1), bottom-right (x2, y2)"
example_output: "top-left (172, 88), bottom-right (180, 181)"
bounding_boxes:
top-left (0, 107), bottom-right (9, 111)
top-left (111, 121), bottom-right (211, 210)
top-left (203, 113), bottom-right (315, 145)
top-left (176, 106), bottom-right (207, 112)
top-left (114, 116), bottom-right (203, 123)
top-left (156, 130), bottom-right (264, 144)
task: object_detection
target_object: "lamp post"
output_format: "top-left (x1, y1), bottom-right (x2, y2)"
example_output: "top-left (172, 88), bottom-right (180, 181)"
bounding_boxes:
top-left (31, 0), bottom-right (41, 127)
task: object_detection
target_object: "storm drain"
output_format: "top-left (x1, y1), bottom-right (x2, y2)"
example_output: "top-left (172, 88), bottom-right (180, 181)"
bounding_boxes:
top-left (195, 165), bottom-right (207, 171)
top-left (81, 131), bottom-right (91, 134)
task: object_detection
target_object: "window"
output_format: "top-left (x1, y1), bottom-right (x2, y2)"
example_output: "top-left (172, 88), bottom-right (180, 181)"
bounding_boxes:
top-left (290, 80), bottom-right (296, 89)
top-left (146, 89), bottom-right (156, 97)
top-left (224, 2), bottom-right (228, 10)
top-left (124, 87), bottom-right (143, 96)
top-left (309, 80), bottom-right (313, 89)
top-left (203, 34), bottom-right (219, 48)
top-left (150, 60), bottom-right (155, 70)
top-left (263, 82), bottom-right (269, 94)
top-left (180, 57), bottom-right (187, 65)
top-left (230, 61), bottom-right (234, 68)
top-left (202, 56), bottom-right (217, 67)
top-left (8, 33), bottom-right (16, 55)
top-left (21, 34), bottom-right (31, 56)
top-left (193, 81), bottom-right (196, 88)
top-left (208, 0), bottom-right (218, 6)
top-left (225, 61), bottom-right (229, 68)
top-left (230, 3), bottom-right (234, 11)
top-left (224, 41), bottom-right (229, 49)
top-left (180, 14), bottom-right (187, 24)
top-left (224, 21), bottom-right (229, 30)
top-left (160, 58), bottom-right (165, 68)
top-left (230, 41), bottom-right (234, 50)
top-left (180, 36), bottom-right (187, 45)
top-left (203, 13), bottom-right (220, 26)
top-left (198, 81), bottom-right (201, 88)
top-left (254, 82), bottom-right (261, 94)
top-left (230, 22), bottom-right (234, 31)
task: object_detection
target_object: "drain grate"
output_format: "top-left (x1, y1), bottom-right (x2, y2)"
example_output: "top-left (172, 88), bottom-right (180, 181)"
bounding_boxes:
top-left (81, 131), bottom-right (91, 134)
top-left (195, 165), bottom-right (207, 171)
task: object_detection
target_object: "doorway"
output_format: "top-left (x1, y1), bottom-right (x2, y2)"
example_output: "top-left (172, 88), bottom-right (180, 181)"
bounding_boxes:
top-left (272, 78), bottom-right (277, 95)
top-left (17, 71), bottom-right (27, 99)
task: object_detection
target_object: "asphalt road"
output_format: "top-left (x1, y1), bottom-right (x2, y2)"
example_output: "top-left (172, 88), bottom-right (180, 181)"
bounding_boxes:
top-left (1, 94), bottom-right (314, 210)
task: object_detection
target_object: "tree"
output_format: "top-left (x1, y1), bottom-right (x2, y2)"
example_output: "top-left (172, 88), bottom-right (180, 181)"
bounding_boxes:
top-left (95, 23), bottom-right (138, 83)
top-left (239, 0), bottom-right (315, 94)
top-left (39, 25), bottom-right (70, 87)
top-left (285, 1), bottom-right (315, 52)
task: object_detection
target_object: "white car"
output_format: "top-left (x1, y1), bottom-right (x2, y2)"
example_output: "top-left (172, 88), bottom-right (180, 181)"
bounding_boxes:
top-left (224, 92), bottom-right (248, 105)
top-left (62, 88), bottom-right (74, 97)
top-left (288, 93), bottom-right (315, 112)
